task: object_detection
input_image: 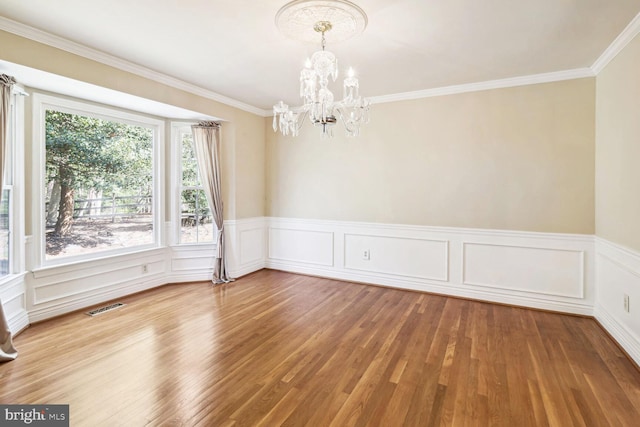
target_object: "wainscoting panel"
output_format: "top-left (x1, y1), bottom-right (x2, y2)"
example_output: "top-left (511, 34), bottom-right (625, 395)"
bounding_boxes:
top-left (594, 238), bottom-right (640, 366)
top-left (172, 255), bottom-right (214, 272)
top-left (0, 274), bottom-right (28, 334)
top-left (225, 217), bottom-right (267, 278)
top-left (28, 248), bottom-right (169, 322)
top-left (32, 252), bottom-right (166, 305)
top-left (265, 217), bottom-right (595, 315)
top-left (20, 218), bottom-right (267, 324)
top-left (268, 227), bottom-right (334, 267)
top-left (15, 216), bottom-right (639, 369)
top-left (18, 216), bottom-right (640, 368)
top-left (344, 234), bottom-right (448, 281)
top-left (172, 245), bottom-right (215, 273)
top-left (240, 228), bottom-right (265, 267)
top-left (463, 243), bottom-right (585, 298)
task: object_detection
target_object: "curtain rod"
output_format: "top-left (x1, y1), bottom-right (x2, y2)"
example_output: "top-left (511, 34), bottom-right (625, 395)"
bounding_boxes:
top-left (193, 120), bottom-right (221, 128)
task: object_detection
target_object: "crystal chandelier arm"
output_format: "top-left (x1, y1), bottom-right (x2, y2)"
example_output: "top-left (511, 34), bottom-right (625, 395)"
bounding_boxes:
top-left (291, 108), bottom-right (309, 136)
top-left (333, 98), bottom-right (370, 137)
top-left (273, 103), bottom-right (310, 137)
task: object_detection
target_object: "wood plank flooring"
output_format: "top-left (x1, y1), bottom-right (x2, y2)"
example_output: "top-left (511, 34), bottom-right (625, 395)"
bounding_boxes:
top-left (1, 269), bottom-right (639, 426)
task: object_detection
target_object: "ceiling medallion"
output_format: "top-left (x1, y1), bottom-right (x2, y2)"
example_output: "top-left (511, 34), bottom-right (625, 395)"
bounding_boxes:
top-left (273, 0), bottom-right (370, 138)
top-left (275, 0), bottom-right (368, 44)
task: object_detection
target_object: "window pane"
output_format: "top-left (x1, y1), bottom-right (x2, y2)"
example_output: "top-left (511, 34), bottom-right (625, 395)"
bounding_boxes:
top-left (179, 129), bottom-right (214, 244)
top-left (0, 189), bottom-right (9, 277)
top-left (180, 189), bottom-right (214, 244)
top-left (181, 132), bottom-right (200, 186)
top-left (4, 102), bottom-right (13, 186)
top-left (1, 93), bottom-right (14, 276)
top-left (45, 109), bottom-right (154, 260)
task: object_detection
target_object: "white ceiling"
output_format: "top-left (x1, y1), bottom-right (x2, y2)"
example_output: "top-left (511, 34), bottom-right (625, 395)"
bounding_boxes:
top-left (1, 0), bottom-right (639, 112)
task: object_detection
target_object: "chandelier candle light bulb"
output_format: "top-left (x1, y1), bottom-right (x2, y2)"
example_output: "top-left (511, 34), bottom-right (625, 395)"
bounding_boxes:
top-left (273, 0), bottom-right (371, 138)
top-left (344, 67), bottom-right (359, 101)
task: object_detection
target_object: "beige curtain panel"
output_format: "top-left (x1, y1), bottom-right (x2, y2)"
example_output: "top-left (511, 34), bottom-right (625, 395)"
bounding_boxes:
top-left (0, 74), bottom-right (18, 362)
top-left (191, 122), bottom-right (233, 284)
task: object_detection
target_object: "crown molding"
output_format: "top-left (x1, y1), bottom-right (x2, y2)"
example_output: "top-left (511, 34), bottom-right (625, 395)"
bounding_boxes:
top-left (591, 11), bottom-right (640, 74)
top-left (368, 68), bottom-right (595, 105)
top-left (4, 10), bottom-right (637, 114)
top-left (0, 16), bottom-right (268, 117)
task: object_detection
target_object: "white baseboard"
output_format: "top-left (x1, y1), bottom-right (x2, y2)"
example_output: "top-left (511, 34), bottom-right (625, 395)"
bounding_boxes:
top-left (14, 216), bottom-right (640, 370)
top-left (8, 309), bottom-right (29, 334)
top-left (27, 247), bottom-right (179, 322)
top-left (28, 275), bottom-right (167, 323)
top-left (595, 304), bottom-right (640, 366)
top-left (0, 273), bottom-right (28, 334)
top-left (165, 272), bottom-right (214, 284)
top-left (225, 217), bottom-right (267, 278)
top-left (22, 219), bottom-right (267, 323)
top-left (170, 244), bottom-right (214, 279)
top-left (266, 217), bottom-right (595, 315)
top-left (594, 238), bottom-right (640, 366)
top-left (266, 261), bottom-right (593, 315)
top-left (229, 260), bottom-right (265, 279)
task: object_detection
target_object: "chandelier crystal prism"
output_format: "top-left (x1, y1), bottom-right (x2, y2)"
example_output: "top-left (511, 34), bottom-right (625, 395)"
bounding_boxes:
top-left (273, 0), bottom-right (371, 138)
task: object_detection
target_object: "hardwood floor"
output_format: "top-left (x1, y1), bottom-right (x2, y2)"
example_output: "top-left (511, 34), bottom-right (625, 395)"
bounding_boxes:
top-left (1, 270), bottom-right (639, 426)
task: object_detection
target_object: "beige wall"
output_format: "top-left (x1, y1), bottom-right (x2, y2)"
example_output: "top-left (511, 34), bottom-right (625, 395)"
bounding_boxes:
top-left (596, 34), bottom-right (640, 252)
top-left (232, 115), bottom-right (266, 219)
top-left (3, 29), bottom-right (599, 235)
top-left (267, 79), bottom-right (595, 234)
top-left (0, 30), bottom-right (265, 221)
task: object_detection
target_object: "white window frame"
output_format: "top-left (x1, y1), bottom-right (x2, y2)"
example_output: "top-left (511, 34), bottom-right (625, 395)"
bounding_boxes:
top-left (170, 123), bottom-right (216, 246)
top-left (0, 86), bottom-right (26, 280)
top-left (32, 93), bottom-right (165, 267)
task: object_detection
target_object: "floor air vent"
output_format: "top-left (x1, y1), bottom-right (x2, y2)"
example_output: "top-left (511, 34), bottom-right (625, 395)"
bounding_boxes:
top-left (86, 302), bottom-right (125, 316)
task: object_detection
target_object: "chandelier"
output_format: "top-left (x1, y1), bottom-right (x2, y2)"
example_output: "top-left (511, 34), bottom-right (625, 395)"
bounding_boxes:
top-left (273, 0), bottom-right (371, 138)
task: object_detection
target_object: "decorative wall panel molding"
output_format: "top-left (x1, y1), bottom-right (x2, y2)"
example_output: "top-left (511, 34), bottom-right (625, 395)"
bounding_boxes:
top-left (0, 274), bottom-right (29, 334)
top-left (344, 233), bottom-right (449, 281)
top-left (17, 218), bottom-right (269, 325)
top-left (462, 243), bottom-right (585, 298)
top-left (31, 251), bottom-right (167, 305)
top-left (18, 216), bottom-right (640, 370)
top-left (264, 217), bottom-right (595, 315)
top-left (225, 217), bottom-right (267, 278)
top-left (594, 238), bottom-right (640, 366)
top-left (27, 248), bottom-right (170, 322)
top-left (28, 275), bottom-right (167, 324)
top-left (268, 228), bottom-right (334, 267)
top-left (171, 245), bottom-right (215, 273)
